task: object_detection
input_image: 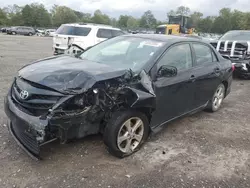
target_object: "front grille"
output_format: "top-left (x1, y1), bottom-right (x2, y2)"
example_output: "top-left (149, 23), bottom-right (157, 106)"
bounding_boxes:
top-left (11, 78), bottom-right (64, 116)
top-left (211, 41), bottom-right (250, 61)
top-left (11, 121), bottom-right (40, 155)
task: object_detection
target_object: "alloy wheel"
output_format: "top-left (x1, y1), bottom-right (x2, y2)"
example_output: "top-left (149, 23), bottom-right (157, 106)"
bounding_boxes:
top-left (213, 85), bottom-right (225, 110)
top-left (117, 117), bottom-right (144, 153)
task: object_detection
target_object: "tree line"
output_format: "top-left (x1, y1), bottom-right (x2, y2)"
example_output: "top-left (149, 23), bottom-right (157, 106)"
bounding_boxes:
top-left (0, 4), bottom-right (250, 34)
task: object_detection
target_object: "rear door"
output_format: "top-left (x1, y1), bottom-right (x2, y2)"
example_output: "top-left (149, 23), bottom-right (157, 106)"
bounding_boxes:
top-left (191, 42), bottom-right (222, 107)
top-left (16, 27), bottom-right (23, 35)
top-left (150, 43), bottom-right (197, 127)
top-left (96, 28), bottom-right (113, 44)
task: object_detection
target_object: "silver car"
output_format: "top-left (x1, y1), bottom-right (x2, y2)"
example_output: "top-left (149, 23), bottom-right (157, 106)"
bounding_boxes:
top-left (7, 26), bottom-right (36, 36)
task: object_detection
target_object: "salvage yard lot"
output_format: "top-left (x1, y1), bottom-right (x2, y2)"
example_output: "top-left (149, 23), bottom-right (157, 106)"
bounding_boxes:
top-left (0, 34), bottom-right (250, 188)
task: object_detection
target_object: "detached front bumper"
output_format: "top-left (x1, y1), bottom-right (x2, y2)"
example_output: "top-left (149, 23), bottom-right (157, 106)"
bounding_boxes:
top-left (4, 93), bottom-right (49, 160)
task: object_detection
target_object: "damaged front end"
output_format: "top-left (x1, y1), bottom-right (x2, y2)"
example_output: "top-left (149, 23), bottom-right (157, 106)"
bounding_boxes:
top-left (4, 69), bottom-right (156, 159)
top-left (211, 40), bottom-right (250, 79)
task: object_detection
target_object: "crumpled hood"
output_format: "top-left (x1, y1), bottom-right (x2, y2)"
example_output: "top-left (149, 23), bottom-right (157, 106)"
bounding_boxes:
top-left (18, 55), bottom-right (127, 93)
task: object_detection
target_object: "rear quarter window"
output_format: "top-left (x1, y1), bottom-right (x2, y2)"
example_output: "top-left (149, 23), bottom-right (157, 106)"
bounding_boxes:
top-left (97, 29), bottom-right (112, 38)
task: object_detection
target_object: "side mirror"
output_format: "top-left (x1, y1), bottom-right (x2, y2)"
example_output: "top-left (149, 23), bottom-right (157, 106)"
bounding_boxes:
top-left (157, 65), bottom-right (177, 78)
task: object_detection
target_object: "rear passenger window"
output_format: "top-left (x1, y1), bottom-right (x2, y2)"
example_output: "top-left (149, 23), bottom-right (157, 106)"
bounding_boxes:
top-left (111, 30), bottom-right (124, 37)
top-left (97, 29), bottom-right (112, 38)
top-left (193, 43), bottom-right (213, 65)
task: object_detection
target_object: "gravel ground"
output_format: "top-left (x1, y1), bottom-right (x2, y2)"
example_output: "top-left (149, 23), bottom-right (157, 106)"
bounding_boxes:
top-left (0, 34), bottom-right (250, 188)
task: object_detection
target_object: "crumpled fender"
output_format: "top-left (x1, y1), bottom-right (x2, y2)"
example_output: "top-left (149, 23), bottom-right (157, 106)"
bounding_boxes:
top-left (127, 70), bottom-right (156, 110)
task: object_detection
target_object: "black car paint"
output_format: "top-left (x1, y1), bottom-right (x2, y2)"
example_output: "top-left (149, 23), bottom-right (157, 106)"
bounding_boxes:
top-left (4, 34), bottom-right (233, 159)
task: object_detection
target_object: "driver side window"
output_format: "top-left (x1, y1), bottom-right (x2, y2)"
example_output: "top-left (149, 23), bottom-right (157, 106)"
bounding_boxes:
top-left (157, 43), bottom-right (192, 71)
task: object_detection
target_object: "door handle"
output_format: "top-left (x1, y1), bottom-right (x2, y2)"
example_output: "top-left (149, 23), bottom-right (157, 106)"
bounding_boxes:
top-left (189, 75), bottom-right (196, 82)
top-left (214, 67), bottom-right (220, 73)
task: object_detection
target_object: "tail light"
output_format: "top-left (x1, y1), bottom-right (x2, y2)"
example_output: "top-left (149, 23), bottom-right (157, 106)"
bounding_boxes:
top-left (232, 64), bottom-right (235, 72)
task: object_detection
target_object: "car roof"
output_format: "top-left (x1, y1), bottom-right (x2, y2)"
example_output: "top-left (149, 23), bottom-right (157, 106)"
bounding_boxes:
top-left (62, 23), bottom-right (120, 30)
top-left (123, 34), bottom-right (202, 43)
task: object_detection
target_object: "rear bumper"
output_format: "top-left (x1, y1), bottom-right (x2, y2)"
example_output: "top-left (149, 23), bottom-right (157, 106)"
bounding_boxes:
top-left (53, 47), bottom-right (66, 55)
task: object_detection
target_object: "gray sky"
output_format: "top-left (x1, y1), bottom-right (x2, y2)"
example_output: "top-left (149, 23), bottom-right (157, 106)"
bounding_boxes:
top-left (1, 0), bottom-right (250, 20)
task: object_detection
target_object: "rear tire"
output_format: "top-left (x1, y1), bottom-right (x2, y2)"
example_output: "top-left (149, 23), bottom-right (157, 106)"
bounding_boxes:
top-left (103, 110), bottom-right (149, 158)
top-left (28, 32), bottom-right (33, 36)
top-left (12, 31), bottom-right (16, 35)
top-left (206, 83), bottom-right (225, 112)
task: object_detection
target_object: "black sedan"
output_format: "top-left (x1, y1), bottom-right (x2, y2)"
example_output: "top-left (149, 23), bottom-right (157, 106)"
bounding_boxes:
top-left (4, 34), bottom-right (234, 159)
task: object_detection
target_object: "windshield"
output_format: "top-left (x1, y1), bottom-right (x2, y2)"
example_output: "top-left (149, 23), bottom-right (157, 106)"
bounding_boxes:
top-left (80, 36), bottom-right (165, 71)
top-left (220, 31), bottom-right (250, 41)
top-left (56, 25), bottom-right (91, 36)
top-left (169, 17), bottom-right (182, 25)
top-left (156, 27), bottom-right (166, 34)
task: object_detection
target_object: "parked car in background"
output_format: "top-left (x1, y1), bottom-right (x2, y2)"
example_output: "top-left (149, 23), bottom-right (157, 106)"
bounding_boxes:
top-left (210, 30), bottom-right (250, 79)
top-left (4, 34), bottom-right (233, 159)
top-left (53, 23), bottom-right (125, 55)
top-left (1, 27), bottom-right (7, 33)
top-left (45, 29), bottom-right (56, 37)
top-left (36, 28), bottom-right (45, 36)
top-left (7, 26), bottom-right (36, 36)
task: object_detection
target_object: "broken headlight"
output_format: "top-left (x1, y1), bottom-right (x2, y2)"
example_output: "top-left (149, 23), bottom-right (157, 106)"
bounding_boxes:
top-left (73, 95), bottom-right (85, 106)
top-left (63, 95), bottom-right (86, 110)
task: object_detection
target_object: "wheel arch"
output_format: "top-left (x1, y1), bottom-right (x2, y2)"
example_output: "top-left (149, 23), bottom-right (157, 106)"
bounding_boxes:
top-left (222, 80), bottom-right (228, 96)
top-left (132, 107), bottom-right (154, 126)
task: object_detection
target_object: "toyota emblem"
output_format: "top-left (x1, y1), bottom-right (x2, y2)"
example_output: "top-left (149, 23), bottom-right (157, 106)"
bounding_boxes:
top-left (20, 90), bottom-right (29, 100)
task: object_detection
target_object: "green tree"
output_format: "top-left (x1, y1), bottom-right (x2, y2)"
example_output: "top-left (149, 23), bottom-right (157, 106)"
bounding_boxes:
top-left (197, 16), bottom-right (213, 33)
top-left (0, 8), bottom-right (7, 25)
top-left (139, 10), bottom-right (157, 29)
top-left (231, 10), bottom-right (244, 30)
top-left (241, 13), bottom-right (250, 30)
top-left (4, 4), bottom-right (23, 25)
top-left (22, 5), bottom-right (33, 26)
top-left (190, 11), bottom-right (203, 28)
top-left (176, 6), bottom-right (190, 16)
top-left (117, 15), bottom-right (130, 28)
top-left (31, 3), bottom-right (52, 27)
top-left (110, 18), bottom-right (117, 27)
top-left (52, 6), bottom-right (78, 26)
top-left (22, 3), bottom-right (52, 27)
top-left (127, 16), bottom-right (138, 29)
top-left (91, 10), bottom-right (111, 25)
top-left (81, 13), bottom-right (92, 22)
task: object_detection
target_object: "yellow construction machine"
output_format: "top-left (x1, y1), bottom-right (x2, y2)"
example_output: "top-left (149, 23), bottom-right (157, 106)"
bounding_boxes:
top-left (156, 15), bottom-right (195, 35)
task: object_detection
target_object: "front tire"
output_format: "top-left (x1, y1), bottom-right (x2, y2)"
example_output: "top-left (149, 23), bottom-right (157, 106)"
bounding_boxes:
top-left (28, 32), bottom-right (33, 36)
top-left (12, 31), bottom-right (16, 35)
top-left (206, 83), bottom-right (225, 112)
top-left (103, 110), bottom-right (149, 158)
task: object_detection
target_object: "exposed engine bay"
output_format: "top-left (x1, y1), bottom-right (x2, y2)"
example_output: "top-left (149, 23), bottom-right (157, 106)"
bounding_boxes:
top-left (5, 66), bottom-right (156, 159)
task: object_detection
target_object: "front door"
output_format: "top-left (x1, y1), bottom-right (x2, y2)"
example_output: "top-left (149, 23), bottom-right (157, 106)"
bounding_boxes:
top-left (150, 43), bottom-right (197, 128)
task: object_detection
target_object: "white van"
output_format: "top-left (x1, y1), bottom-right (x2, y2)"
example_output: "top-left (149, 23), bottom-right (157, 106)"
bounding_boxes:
top-left (53, 23), bottom-right (125, 55)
